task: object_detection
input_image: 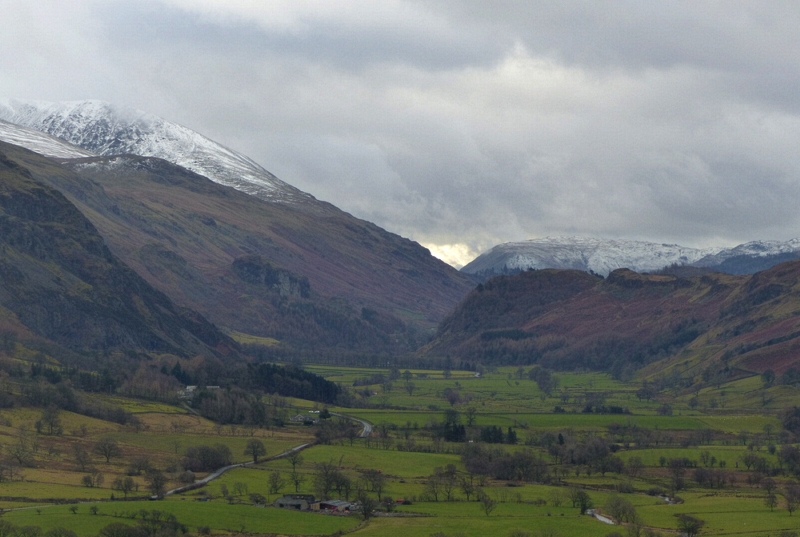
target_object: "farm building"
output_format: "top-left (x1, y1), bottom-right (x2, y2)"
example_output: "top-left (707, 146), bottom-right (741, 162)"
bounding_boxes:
top-left (312, 499), bottom-right (352, 512)
top-left (274, 494), bottom-right (316, 510)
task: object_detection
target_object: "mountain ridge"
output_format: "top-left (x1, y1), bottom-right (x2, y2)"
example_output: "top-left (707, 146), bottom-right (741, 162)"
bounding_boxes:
top-left (0, 99), bottom-right (328, 210)
top-left (463, 236), bottom-right (800, 278)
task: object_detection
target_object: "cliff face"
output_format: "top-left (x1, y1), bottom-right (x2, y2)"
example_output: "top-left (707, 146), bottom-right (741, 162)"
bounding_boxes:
top-left (0, 147), bottom-right (238, 358)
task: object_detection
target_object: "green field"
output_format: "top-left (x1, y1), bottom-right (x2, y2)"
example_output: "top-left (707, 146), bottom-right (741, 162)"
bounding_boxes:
top-left (2, 500), bottom-right (360, 535)
top-left (2, 367), bottom-right (800, 537)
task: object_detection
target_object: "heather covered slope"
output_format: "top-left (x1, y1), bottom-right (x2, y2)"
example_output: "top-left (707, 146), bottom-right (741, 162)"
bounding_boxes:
top-left (0, 141), bottom-right (472, 355)
top-left (703, 260), bottom-right (800, 375)
top-left (422, 264), bottom-right (800, 378)
top-left (0, 146), bottom-right (238, 358)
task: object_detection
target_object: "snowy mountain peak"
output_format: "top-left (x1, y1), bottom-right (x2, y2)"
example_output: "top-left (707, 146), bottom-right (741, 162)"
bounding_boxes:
top-left (463, 235), bottom-right (800, 278)
top-left (0, 99), bottom-right (327, 209)
top-left (462, 236), bottom-right (722, 277)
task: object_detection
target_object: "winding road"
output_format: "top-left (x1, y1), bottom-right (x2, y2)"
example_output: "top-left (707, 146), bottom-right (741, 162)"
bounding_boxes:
top-left (164, 412), bottom-right (372, 497)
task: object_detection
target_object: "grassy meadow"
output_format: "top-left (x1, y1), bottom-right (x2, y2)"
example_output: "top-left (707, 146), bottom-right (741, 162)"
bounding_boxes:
top-left (1, 366), bottom-right (799, 537)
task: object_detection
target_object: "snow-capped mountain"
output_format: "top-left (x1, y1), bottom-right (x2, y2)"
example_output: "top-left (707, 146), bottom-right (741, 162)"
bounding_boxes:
top-left (0, 99), bottom-right (327, 210)
top-left (694, 239), bottom-right (800, 267)
top-left (0, 118), bottom-right (94, 159)
top-left (462, 236), bottom-right (800, 278)
top-left (461, 237), bottom-right (719, 277)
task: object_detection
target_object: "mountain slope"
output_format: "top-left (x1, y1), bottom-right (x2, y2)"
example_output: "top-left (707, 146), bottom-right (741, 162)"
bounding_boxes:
top-left (422, 262), bottom-right (800, 379)
top-left (0, 101), bottom-right (475, 354)
top-left (0, 145), bottom-right (239, 358)
top-left (0, 140), bottom-right (470, 356)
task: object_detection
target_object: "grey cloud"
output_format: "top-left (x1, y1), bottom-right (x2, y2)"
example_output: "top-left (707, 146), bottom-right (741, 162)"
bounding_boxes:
top-left (4, 1), bottom-right (800, 267)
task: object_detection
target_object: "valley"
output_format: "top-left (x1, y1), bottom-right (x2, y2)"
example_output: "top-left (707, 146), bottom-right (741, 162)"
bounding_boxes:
top-left (0, 104), bottom-right (799, 537)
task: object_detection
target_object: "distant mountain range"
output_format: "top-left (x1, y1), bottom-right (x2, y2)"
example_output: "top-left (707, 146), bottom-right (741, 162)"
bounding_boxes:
top-left (462, 236), bottom-right (800, 278)
top-left (0, 99), bottom-right (474, 360)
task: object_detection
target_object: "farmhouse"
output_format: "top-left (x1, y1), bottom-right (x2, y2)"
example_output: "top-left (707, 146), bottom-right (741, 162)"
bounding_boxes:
top-left (274, 494), bottom-right (316, 510)
top-left (290, 414), bottom-right (319, 424)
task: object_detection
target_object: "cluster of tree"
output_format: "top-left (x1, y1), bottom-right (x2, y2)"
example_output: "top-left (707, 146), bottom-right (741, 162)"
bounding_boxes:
top-left (14, 381), bottom-right (138, 429)
top-left (190, 387), bottom-right (286, 426)
top-left (246, 363), bottom-right (340, 404)
top-left (479, 426), bottom-right (517, 444)
top-left (314, 417), bottom-right (361, 445)
top-left (527, 366), bottom-right (557, 395)
top-left (692, 467), bottom-right (734, 488)
top-left (182, 444), bottom-right (233, 472)
top-left (781, 406), bottom-right (800, 436)
top-left (312, 461), bottom-right (353, 500)
top-left (532, 434), bottom-right (626, 477)
top-left (159, 361), bottom-right (192, 386)
top-left (438, 408), bottom-right (467, 442)
top-left (581, 404), bottom-right (630, 415)
top-left (29, 363), bottom-right (117, 394)
top-left (352, 372), bottom-right (389, 387)
top-left (779, 368), bottom-right (800, 387)
top-left (461, 444), bottom-right (550, 482)
top-left (421, 464), bottom-right (463, 501)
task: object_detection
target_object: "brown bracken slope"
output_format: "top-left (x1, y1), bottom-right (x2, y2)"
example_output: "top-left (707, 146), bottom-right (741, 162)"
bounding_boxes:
top-left (421, 264), bottom-right (800, 378)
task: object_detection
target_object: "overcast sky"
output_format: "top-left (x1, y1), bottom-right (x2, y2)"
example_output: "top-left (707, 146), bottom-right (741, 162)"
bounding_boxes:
top-left (3, 1), bottom-right (800, 267)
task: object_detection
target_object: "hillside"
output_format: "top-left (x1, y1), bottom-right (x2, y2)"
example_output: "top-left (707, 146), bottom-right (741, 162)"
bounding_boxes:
top-left (0, 141), bottom-right (472, 357)
top-left (0, 145), bottom-right (239, 360)
top-left (422, 264), bottom-right (800, 380)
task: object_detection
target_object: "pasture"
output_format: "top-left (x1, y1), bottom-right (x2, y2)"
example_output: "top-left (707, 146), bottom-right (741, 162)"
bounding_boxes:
top-left (1, 367), bottom-right (799, 536)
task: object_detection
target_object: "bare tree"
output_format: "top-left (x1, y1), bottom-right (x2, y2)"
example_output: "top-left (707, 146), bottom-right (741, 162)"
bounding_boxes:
top-left (460, 473), bottom-right (476, 501)
top-left (39, 405), bottom-right (63, 436)
top-left (269, 469), bottom-right (285, 496)
top-left (145, 469), bottom-right (168, 498)
top-left (73, 444), bottom-right (91, 472)
top-left (355, 487), bottom-right (377, 520)
top-left (464, 406), bottom-right (478, 426)
top-left (479, 490), bottom-right (497, 516)
top-left (244, 439), bottom-right (266, 463)
top-left (112, 476), bottom-right (136, 499)
top-left (786, 484), bottom-right (800, 516)
top-left (290, 469), bottom-right (306, 492)
top-left (676, 514), bottom-right (704, 537)
top-left (288, 452), bottom-right (304, 471)
top-left (93, 438), bottom-right (121, 463)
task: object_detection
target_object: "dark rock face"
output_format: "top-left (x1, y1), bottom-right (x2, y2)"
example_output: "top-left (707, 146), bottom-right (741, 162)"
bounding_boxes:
top-left (0, 146), bottom-right (237, 358)
top-left (232, 255), bottom-right (310, 299)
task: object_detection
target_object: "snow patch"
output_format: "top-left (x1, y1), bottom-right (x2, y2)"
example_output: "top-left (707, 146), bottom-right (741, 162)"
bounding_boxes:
top-left (0, 99), bottom-right (328, 210)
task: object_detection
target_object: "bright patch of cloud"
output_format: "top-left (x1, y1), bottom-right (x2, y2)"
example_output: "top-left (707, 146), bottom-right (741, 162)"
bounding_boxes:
top-left (422, 243), bottom-right (479, 269)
